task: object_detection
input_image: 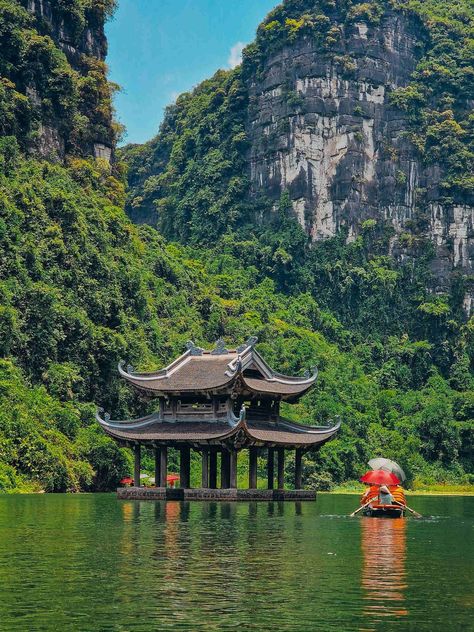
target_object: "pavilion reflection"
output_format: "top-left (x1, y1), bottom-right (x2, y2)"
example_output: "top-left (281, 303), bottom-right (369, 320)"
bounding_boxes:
top-left (361, 517), bottom-right (408, 626)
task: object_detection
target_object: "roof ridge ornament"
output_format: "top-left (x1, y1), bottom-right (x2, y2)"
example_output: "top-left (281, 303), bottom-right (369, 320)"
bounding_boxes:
top-left (211, 338), bottom-right (229, 355)
top-left (237, 335), bottom-right (258, 353)
top-left (304, 366), bottom-right (318, 379)
top-left (185, 340), bottom-right (204, 356)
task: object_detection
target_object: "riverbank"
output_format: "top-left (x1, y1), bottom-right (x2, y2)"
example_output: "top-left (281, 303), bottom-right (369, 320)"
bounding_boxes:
top-left (4, 484), bottom-right (474, 496)
top-left (328, 483), bottom-right (474, 496)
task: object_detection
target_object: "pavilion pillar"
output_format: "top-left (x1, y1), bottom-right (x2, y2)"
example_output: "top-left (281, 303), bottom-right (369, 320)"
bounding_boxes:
top-left (295, 448), bottom-right (303, 489)
top-left (159, 446), bottom-right (168, 487)
top-left (154, 446), bottom-right (161, 488)
top-left (209, 449), bottom-right (217, 489)
top-left (267, 448), bottom-right (275, 490)
top-left (180, 446), bottom-right (191, 488)
top-left (249, 447), bottom-right (258, 489)
top-left (277, 448), bottom-right (285, 489)
top-left (229, 450), bottom-right (237, 489)
top-left (134, 444), bottom-right (141, 487)
top-left (201, 448), bottom-right (209, 488)
top-left (221, 449), bottom-right (230, 489)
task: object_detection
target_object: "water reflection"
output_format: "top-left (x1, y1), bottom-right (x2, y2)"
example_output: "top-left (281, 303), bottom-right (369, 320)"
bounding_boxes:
top-left (361, 517), bottom-right (408, 627)
top-left (0, 495), bottom-right (472, 630)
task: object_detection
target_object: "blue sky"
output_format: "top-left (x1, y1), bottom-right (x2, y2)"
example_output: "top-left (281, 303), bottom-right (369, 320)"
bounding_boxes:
top-left (106, 0), bottom-right (277, 145)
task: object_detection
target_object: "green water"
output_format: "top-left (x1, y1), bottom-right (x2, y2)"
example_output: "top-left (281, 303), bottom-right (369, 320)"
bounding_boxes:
top-left (0, 494), bottom-right (472, 631)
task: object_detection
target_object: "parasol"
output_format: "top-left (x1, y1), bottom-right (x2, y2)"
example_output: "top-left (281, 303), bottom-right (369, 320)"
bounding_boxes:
top-left (167, 474), bottom-right (180, 488)
top-left (360, 469), bottom-right (400, 485)
top-left (368, 457), bottom-right (406, 482)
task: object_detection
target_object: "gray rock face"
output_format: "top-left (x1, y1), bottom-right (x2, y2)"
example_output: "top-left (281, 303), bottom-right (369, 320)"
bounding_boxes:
top-left (25, 0), bottom-right (112, 161)
top-left (246, 12), bottom-right (473, 313)
top-left (27, 0), bottom-right (107, 61)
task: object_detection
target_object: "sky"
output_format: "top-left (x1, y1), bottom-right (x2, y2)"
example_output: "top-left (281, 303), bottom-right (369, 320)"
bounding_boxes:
top-left (106, 0), bottom-right (277, 146)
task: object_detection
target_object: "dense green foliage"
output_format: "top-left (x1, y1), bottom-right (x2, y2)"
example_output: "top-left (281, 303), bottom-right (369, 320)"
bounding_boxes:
top-left (0, 0), bottom-right (473, 492)
top-left (1, 139), bottom-right (472, 491)
top-left (0, 0), bottom-right (118, 155)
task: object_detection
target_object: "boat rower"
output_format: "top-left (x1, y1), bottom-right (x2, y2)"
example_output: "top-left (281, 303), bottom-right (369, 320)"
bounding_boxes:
top-left (379, 485), bottom-right (394, 505)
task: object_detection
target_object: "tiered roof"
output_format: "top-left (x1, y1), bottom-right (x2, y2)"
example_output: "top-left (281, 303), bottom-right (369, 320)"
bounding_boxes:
top-left (96, 406), bottom-right (341, 449)
top-left (96, 337), bottom-right (340, 449)
top-left (118, 337), bottom-right (318, 401)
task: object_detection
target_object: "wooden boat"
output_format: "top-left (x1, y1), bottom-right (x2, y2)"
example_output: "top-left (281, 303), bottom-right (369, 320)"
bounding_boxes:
top-left (363, 503), bottom-right (405, 518)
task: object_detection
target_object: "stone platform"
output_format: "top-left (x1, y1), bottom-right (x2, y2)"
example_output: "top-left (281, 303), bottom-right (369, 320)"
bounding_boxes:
top-left (117, 487), bottom-right (316, 501)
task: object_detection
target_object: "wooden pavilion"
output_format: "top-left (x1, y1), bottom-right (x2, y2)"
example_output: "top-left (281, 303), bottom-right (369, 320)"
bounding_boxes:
top-left (96, 337), bottom-right (340, 500)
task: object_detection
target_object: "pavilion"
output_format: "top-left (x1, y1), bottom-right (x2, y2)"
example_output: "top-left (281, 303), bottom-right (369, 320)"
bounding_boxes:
top-left (96, 337), bottom-right (340, 500)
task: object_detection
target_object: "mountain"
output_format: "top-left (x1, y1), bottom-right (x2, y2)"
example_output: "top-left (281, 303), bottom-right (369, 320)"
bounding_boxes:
top-left (1, 0), bottom-right (118, 159)
top-left (0, 0), bottom-right (473, 493)
top-left (124, 0), bottom-right (474, 314)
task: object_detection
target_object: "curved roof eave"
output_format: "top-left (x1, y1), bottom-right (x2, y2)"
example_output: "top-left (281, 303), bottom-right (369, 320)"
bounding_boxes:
top-left (244, 349), bottom-right (318, 385)
top-left (95, 408), bottom-right (340, 448)
top-left (242, 378), bottom-right (316, 399)
top-left (277, 417), bottom-right (342, 435)
top-left (95, 406), bottom-right (247, 442)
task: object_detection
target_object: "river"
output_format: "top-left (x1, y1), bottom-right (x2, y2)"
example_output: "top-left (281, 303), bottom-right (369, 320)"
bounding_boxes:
top-left (0, 494), bottom-right (472, 631)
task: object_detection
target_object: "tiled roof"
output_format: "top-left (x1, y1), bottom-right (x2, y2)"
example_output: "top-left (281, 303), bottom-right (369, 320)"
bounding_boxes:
top-left (123, 354), bottom-right (237, 393)
top-left (96, 411), bottom-right (340, 449)
top-left (119, 341), bottom-right (317, 400)
top-left (243, 377), bottom-right (314, 397)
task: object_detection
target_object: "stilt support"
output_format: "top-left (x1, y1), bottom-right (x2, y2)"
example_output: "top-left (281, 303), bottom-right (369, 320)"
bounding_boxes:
top-left (229, 450), bottom-right (237, 489)
top-left (201, 448), bottom-right (209, 488)
top-left (221, 449), bottom-right (230, 489)
top-left (159, 446), bottom-right (168, 487)
top-left (277, 448), bottom-right (285, 490)
top-left (267, 448), bottom-right (274, 490)
top-left (249, 447), bottom-right (258, 489)
top-left (154, 446), bottom-right (160, 488)
top-left (180, 446), bottom-right (191, 488)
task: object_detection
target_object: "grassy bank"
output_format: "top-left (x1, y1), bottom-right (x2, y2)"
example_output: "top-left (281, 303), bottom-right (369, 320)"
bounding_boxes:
top-left (329, 483), bottom-right (474, 496)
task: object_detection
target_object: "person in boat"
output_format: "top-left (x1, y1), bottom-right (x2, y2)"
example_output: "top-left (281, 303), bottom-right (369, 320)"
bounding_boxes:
top-left (379, 485), bottom-right (393, 505)
top-left (360, 483), bottom-right (406, 507)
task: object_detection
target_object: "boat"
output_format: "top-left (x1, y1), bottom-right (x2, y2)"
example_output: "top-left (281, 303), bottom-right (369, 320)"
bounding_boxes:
top-left (354, 462), bottom-right (407, 518)
top-left (350, 459), bottom-right (420, 519)
top-left (362, 503), bottom-right (405, 518)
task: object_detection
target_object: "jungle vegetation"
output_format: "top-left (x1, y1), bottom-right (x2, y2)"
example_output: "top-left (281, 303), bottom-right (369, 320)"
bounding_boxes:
top-left (0, 0), bottom-right (473, 492)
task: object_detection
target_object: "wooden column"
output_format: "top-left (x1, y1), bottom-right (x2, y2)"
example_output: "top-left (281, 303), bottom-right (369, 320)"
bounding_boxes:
top-left (154, 446), bottom-right (161, 488)
top-left (295, 448), bottom-right (303, 489)
top-left (249, 447), bottom-right (258, 489)
top-left (134, 444), bottom-right (141, 487)
top-left (159, 446), bottom-right (167, 487)
top-left (267, 447), bottom-right (274, 490)
top-left (229, 450), bottom-right (237, 489)
top-left (180, 446), bottom-right (191, 488)
top-left (209, 449), bottom-right (217, 489)
top-left (201, 448), bottom-right (209, 488)
top-left (277, 448), bottom-right (285, 489)
top-left (221, 449), bottom-right (230, 489)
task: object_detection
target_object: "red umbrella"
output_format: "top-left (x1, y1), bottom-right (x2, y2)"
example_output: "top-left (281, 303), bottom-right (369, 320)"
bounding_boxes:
top-left (360, 469), bottom-right (400, 485)
top-left (167, 474), bottom-right (180, 488)
top-left (120, 477), bottom-right (133, 486)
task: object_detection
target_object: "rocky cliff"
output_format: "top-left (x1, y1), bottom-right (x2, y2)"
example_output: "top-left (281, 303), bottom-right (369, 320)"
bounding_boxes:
top-left (123, 0), bottom-right (474, 314)
top-left (245, 6), bottom-right (473, 311)
top-left (1, 0), bottom-right (116, 160)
